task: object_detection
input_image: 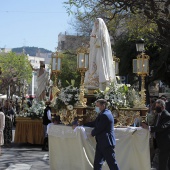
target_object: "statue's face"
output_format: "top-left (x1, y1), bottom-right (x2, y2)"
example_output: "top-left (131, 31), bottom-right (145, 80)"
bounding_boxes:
top-left (94, 20), bottom-right (99, 29)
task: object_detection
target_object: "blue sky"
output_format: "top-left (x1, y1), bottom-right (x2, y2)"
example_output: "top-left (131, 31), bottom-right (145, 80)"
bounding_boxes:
top-left (0, 0), bottom-right (73, 51)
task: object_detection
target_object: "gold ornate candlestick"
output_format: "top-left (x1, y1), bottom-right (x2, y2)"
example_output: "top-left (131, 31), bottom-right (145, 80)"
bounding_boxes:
top-left (75, 45), bottom-right (89, 107)
top-left (133, 39), bottom-right (150, 108)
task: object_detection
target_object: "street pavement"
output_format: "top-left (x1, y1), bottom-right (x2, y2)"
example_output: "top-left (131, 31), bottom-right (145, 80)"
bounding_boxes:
top-left (0, 143), bottom-right (50, 170)
top-left (0, 129), bottom-right (50, 170)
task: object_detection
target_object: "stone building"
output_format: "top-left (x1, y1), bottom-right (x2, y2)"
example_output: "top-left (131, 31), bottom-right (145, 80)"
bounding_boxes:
top-left (57, 32), bottom-right (89, 52)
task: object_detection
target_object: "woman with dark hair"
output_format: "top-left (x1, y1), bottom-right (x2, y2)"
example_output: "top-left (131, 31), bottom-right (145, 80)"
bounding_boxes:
top-left (2, 100), bottom-right (13, 147)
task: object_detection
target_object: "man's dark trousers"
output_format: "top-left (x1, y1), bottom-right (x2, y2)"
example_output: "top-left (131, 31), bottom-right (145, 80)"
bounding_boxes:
top-left (159, 148), bottom-right (170, 170)
top-left (94, 145), bottom-right (119, 170)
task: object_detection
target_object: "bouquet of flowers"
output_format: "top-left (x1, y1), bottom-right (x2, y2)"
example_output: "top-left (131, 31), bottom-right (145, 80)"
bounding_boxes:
top-left (56, 85), bottom-right (80, 110)
top-left (18, 100), bottom-right (45, 119)
top-left (95, 82), bottom-right (139, 109)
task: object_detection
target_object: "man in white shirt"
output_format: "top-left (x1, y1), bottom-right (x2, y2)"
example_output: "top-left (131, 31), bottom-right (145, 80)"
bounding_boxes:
top-left (42, 115), bottom-right (61, 151)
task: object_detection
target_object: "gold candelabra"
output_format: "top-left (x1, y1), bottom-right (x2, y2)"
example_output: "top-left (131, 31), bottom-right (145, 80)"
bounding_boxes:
top-left (50, 51), bottom-right (63, 118)
top-left (76, 45), bottom-right (89, 108)
top-left (133, 52), bottom-right (150, 108)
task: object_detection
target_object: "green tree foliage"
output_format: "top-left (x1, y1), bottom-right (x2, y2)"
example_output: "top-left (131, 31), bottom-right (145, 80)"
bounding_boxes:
top-left (65, 0), bottom-right (170, 86)
top-left (64, 0), bottom-right (170, 46)
top-left (58, 52), bottom-right (81, 88)
top-left (0, 52), bottom-right (32, 98)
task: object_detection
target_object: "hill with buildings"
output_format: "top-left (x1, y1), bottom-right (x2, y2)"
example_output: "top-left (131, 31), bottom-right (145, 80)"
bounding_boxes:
top-left (12, 46), bottom-right (52, 56)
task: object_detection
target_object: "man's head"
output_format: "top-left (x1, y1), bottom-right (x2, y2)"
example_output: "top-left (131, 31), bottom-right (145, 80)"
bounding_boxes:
top-left (155, 99), bottom-right (165, 113)
top-left (53, 115), bottom-right (61, 125)
top-left (40, 61), bottom-right (45, 68)
top-left (72, 119), bottom-right (78, 129)
top-left (95, 99), bottom-right (107, 113)
top-left (160, 95), bottom-right (167, 102)
top-left (45, 101), bottom-right (51, 105)
top-left (95, 18), bottom-right (99, 27)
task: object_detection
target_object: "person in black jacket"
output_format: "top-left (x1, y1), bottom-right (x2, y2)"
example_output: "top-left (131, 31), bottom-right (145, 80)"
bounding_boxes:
top-left (84, 99), bottom-right (119, 170)
top-left (142, 99), bottom-right (170, 170)
top-left (43, 101), bottom-right (51, 138)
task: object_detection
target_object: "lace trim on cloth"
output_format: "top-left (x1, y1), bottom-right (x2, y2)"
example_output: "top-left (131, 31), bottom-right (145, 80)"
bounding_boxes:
top-left (48, 126), bottom-right (147, 140)
top-left (114, 127), bottom-right (147, 139)
top-left (48, 125), bottom-right (77, 138)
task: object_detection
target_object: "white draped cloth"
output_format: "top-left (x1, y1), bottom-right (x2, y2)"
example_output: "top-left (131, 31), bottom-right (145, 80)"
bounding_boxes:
top-left (85, 18), bottom-right (116, 90)
top-left (36, 69), bottom-right (49, 99)
top-left (48, 125), bottom-right (151, 170)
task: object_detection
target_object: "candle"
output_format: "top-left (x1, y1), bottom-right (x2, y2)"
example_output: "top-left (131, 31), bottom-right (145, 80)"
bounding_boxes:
top-left (57, 58), bottom-right (61, 71)
top-left (85, 54), bottom-right (89, 68)
top-left (79, 53), bottom-right (84, 68)
top-left (52, 58), bottom-right (56, 70)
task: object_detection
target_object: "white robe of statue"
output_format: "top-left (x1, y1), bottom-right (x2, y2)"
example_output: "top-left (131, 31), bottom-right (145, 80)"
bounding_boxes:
top-left (36, 67), bottom-right (49, 101)
top-left (84, 18), bottom-right (116, 90)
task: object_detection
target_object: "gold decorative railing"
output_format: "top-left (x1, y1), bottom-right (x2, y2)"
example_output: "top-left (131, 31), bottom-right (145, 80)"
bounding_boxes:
top-left (51, 106), bottom-right (148, 127)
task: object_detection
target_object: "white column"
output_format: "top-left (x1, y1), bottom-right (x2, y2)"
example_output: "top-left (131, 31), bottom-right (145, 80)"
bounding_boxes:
top-left (32, 71), bottom-right (34, 95)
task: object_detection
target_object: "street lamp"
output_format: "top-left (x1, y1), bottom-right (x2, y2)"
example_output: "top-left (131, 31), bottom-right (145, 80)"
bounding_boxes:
top-left (50, 51), bottom-right (63, 118)
top-left (76, 45), bottom-right (89, 107)
top-left (51, 52), bottom-right (63, 85)
top-left (51, 51), bottom-right (63, 98)
top-left (133, 39), bottom-right (150, 107)
top-left (77, 46), bottom-right (89, 85)
top-left (136, 39), bottom-right (145, 52)
top-left (113, 53), bottom-right (120, 75)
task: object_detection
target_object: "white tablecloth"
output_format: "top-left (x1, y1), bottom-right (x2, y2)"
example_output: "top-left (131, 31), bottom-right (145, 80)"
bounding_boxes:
top-left (48, 125), bottom-right (151, 170)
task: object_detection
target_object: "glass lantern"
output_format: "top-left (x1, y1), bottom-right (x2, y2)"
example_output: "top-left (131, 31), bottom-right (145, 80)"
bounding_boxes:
top-left (77, 47), bottom-right (89, 70)
top-left (133, 54), bottom-right (150, 75)
top-left (52, 52), bottom-right (63, 72)
top-left (136, 39), bottom-right (145, 52)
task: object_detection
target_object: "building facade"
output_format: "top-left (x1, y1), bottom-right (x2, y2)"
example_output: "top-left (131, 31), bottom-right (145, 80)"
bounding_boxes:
top-left (57, 32), bottom-right (89, 52)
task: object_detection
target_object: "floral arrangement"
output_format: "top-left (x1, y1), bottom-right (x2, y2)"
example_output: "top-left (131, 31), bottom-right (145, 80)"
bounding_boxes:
top-left (95, 82), bottom-right (140, 109)
top-left (18, 100), bottom-right (45, 119)
top-left (55, 85), bottom-right (80, 111)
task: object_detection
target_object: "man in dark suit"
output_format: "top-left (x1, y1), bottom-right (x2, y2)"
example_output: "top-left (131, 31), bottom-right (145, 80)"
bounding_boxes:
top-left (142, 99), bottom-right (170, 170)
top-left (161, 95), bottom-right (170, 113)
top-left (84, 99), bottom-right (119, 170)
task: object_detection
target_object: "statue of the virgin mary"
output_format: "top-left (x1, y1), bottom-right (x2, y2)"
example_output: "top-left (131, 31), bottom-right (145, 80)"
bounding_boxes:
top-left (84, 18), bottom-right (116, 91)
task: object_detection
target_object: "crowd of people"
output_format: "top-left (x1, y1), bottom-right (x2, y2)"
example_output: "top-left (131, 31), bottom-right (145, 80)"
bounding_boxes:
top-left (1, 95), bottom-right (170, 170)
top-left (0, 100), bottom-right (15, 148)
top-left (144, 95), bottom-right (170, 170)
top-left (0, 97), bottom-right (33, 153)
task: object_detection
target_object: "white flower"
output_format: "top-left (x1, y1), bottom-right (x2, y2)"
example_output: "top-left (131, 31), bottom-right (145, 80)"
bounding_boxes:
top-left (107, 102), bottom-right (111, 107)
top-left (67, 105), bottom-right (74, 110)
top-left (73, 87), bottom-right (77, 90)
top-left (65, 102), bottom-right (69, 105)
top-left (104, 95), bottom-right (109, 100)
top-left (117, 93), bottom-right (122, 99)
top-left (111, 99), bottom-right (115, 104)
top-left (66, 86), bottom-right (70, 90)
top-left (68, 94), bottom-right (73, 98)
